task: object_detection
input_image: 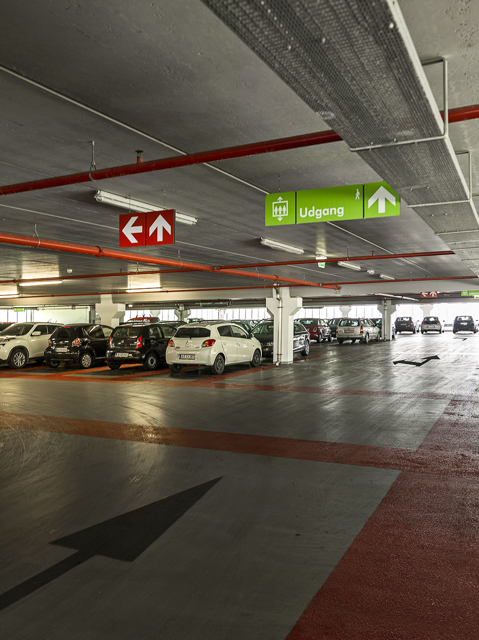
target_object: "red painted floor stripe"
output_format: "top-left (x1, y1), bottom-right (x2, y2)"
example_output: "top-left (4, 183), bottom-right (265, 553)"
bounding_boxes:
top-left (286, 378), bottom-right (479, 639)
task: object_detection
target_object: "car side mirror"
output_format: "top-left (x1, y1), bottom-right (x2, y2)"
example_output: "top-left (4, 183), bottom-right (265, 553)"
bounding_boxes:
top-left (31, 331), bottom-right (41, 336)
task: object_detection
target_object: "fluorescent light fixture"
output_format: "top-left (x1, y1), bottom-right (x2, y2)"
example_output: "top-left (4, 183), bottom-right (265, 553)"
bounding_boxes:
top-left (19, 280), bottom-right (63, 286)
top-left (337, 261), bottom-right (362, 271)
top-left (367, 269), bottom-right (375, 275)
top-left (0, 293), bottom-right (19, 299)
top-left (316, 254), bottom-right (328, 261)
top-left (260, 238), bottom-right (304, 255)
top-left (95, 190), bottom-right (197, 225)
top-left (379, 273), bottom-right (395, 280)
top-left (126, 287), bottom-right (164, 293)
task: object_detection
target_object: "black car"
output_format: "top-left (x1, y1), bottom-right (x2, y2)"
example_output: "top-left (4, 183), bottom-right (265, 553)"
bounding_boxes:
top-left (251, 320), bottom-right (310, 358)
top-left (106, 322), bottom-right (177, 370)
top-left (453, 315), bottom-right (478, 333)
top-left (45, 324), bottom-right (114, 369)
top-left (395, 317), bottom-right (420, 334)
top-left (328, 318), bottom-right (347, 339)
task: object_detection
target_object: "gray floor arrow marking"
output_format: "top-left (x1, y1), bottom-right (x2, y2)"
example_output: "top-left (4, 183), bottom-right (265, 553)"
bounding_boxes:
top-left (0, 477), bottom-right (222, 611)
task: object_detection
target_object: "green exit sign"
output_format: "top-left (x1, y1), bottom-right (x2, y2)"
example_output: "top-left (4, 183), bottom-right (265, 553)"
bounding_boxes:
top-left (14, 308), bottom-right (25, 312)
top-left (265, 181), bottom-right (400, 226)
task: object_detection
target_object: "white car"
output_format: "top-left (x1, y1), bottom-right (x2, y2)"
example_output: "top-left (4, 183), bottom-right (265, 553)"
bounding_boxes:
top-left (0, 322), bottom-right (62, 369)
top-left (166, 321), bottom-right (262, 374)
top-left (420, 316), bottom-right (444, 334)
top-left (336, 318), bottom-right (380, 344)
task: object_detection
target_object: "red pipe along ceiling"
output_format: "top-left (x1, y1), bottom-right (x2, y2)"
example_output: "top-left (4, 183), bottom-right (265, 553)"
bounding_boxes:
top-left (0, 104), bottom-right (477, 196)
top-left (0, 231), bottom-right (338, 290)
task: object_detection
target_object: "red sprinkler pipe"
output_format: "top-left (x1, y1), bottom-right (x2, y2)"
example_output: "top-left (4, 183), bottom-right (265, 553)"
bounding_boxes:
top-left (0, 231), bottom-right (338, 290)
top-left (0, 104), bottom-right (477, 197)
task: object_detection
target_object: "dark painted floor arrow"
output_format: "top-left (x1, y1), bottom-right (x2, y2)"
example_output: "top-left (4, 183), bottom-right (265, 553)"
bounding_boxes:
top-left (0, 477), bottom-right (222, 611)
top-left (393, 355), bottom-right (440, 367)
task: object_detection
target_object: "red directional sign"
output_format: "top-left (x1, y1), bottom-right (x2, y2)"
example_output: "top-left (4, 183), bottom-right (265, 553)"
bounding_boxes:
top-left (119, 212), bottom-right (146, 247)
top-left (146, 210), bottom-right (175, 246)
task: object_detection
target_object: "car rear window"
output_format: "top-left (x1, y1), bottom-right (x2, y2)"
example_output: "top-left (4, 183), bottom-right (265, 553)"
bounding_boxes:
top-left (456, 316), bottom-right (472, 321)
top-left (339, 319), bottom-right (359, 327)
top-left (112, 325), bottom-right (142, 338)
top-left (55, 328), bottom-right (75, 340)
top-left (397, 317), bottom-right (411, 321)
top-left (252, 322), bottom-right (273, 335)
top-left (175, 327), bottom-right (211, 338)
top-left (424, 317), bottom-right (439, 322)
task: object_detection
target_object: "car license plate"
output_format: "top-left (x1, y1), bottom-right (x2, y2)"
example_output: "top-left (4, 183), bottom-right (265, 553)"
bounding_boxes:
top-left (344, 328), bottom-right (354, 333)
top-left (55, 348), bottom-right (68, 352)
top-left (115, 352), bottom-right (130, 357)
top-left (179, 354), bottom-right (195, 360)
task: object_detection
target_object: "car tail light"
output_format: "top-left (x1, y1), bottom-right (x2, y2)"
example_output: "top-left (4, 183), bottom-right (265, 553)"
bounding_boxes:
top-left (72, 338), bottom-right (82, 346)
top-left (108, 336), bottom-right (112, 348)
top-left (360, 326), bottom-right (364, 334)
top-left (168, 339), bottom-right (175, 347)
top-left (136, 336), bottom-right (142, 349)
top-left (48, 338), bottom-right (52, 345)
top-left (201, 339), bottom-right (216, 348)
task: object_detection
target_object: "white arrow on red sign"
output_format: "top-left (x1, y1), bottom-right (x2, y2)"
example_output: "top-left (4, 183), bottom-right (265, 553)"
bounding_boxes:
top-left (146, 210), bottom-right (175, 246)
top-left (119, 213), bottom-right (146, 247)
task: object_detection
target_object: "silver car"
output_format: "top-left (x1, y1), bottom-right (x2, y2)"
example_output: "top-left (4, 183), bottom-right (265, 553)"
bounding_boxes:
top-left (336, 318), bottom-right (380, 344)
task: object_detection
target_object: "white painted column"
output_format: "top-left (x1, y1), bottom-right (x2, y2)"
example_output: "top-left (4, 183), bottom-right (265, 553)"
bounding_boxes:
top-left (420, 303), bottom-right (434, 318)
top-left (95, 294), bottom-right (125, 327)
top-left (266, 287), bottom-right (302, 364)
top-left (377, 300), bottom-right (396, 340)
top-left (174, 304), bottom-right (191, 323)
top-left (340, 305), bottom-right (352, 317)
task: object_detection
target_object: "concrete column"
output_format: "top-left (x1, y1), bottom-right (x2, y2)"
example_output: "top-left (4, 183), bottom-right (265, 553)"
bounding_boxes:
top-left (95, 294), bottom-right (125, 327)
top-left (266, 287), bottom-right (302, 364)
top-left (420, 304), bottom-right (434, 318)
top-left (377, 300), bottom-right (397, 340)
top-left (340, 305), bottom-right (352, 317)
top-left (89, 306), bottom-right (96, 324)
top-left (174, 304), bottom-right (191, 323)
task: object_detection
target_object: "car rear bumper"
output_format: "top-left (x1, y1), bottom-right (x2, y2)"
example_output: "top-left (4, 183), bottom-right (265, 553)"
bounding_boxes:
top-left (166, 348), bottom-right (214, 366)
top-left (45, 349), bottom-right (81, 363)
top-left (106, 349), bottom-right (144, 364)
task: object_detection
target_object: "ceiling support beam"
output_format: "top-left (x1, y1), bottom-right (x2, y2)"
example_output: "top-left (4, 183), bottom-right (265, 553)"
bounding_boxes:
top-left (0, 231), bottom-right (338, 290)
top-left (0, 104), bottom-right (477, 197)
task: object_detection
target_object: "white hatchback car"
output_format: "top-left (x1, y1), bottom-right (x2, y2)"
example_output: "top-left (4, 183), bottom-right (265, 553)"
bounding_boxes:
top-left (166, 321), bottom-right (262, 374)
top-left (0, 322), bottom-right (62, 369)
top-left (336, 318), bottom-right (380, 344)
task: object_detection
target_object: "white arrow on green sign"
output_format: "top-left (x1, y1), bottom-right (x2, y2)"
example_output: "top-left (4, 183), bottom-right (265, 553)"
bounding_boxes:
top-left (265, 181), bottom-right (400, 226)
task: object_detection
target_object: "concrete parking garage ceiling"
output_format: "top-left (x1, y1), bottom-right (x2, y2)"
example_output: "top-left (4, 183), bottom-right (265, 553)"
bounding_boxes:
top-left (0, 0), bottom-right (478, 306)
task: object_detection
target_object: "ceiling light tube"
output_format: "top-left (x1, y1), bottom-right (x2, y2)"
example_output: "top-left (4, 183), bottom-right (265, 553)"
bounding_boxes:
top-left (316, 254), bottom-right (328, 260)
top-left (260, 238), bottom-right (304, 255)
top-left (95, 191), bottom-right (197, 225)
top-left (0, 293), bottom-right (19, 299)
top-left (337, 261), bottom-right (362, 271)
top-left (19, 280), bottom-right (63, 286)
top-left (126, 287), bottom-right (164, 293)
top-left (379, 273), bottom-right (395, 280)
top-left (367, 269), bottom-right (375, 275)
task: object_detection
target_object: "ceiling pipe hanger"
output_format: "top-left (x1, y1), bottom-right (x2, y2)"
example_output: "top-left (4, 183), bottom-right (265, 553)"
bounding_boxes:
top-left (0, 104), bottom-right (477, 197)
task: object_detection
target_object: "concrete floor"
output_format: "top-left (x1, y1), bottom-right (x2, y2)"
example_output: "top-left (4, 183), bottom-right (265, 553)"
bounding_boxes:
top-left (0, 332), bottom-right (478, 639)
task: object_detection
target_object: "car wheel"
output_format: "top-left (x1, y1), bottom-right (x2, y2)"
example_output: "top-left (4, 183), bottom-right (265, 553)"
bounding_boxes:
top-left (250, 349), bottom-right (261, 367)
top-left (211, 354), bottom-right (225, 375)
top-left (79, 350), bottom-right (94, 369)
top-left (453, 330), bottom-right (456, 334)
top-left (337, 338), bottom-right (344, 344)
top-left (108, 363), bottom-right (121, 370)
top-left (47, 360), bottom-right (60, 368)
top-left (143, 351), bottom-right (159, 371)
top-left (328, 335), bottom-right (332, 342)
top-left (376, 332), bottom-right (380, 342)
top-left (169, 364), bottom-right (182, 374)
top-left (8, 348), bottom-right (28, 369)
top-left (301, 341), bottom-right (310, 356)
top-left (363, 333), bottom-right (369, 344)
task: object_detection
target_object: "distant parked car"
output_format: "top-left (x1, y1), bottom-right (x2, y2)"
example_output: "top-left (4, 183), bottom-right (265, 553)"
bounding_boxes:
top-left (370, 318), bottom-right (395, 338)
top-left (0, 322), bottom-right (62, 369)
top-left (421, 317), bottom-right (444, 334)
top-left (106, 322), bottom-right (176, 370)
top-left (336, 318), bottom-right (380, 344)
top-left (453, 316), bottom-right (478, 334)
top-left (251, 320), bottom-right (310, 358)
top-left (328, 317), bottom-right (347, 339)
top-left (395, 317), bottom-right (420, 334)
top-left (230, 320), bottom-right (256, 334)
top-left (166, 322), bottom-right (262, 374)
top-left (45, 324), bottom-right (114, 369)
top-left (300, 318), bottom-right (332, 343)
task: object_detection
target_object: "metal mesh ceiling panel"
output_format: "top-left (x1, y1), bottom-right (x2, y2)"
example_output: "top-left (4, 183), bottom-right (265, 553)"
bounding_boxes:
top-left (202, 0), bottom-right (479, 255)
